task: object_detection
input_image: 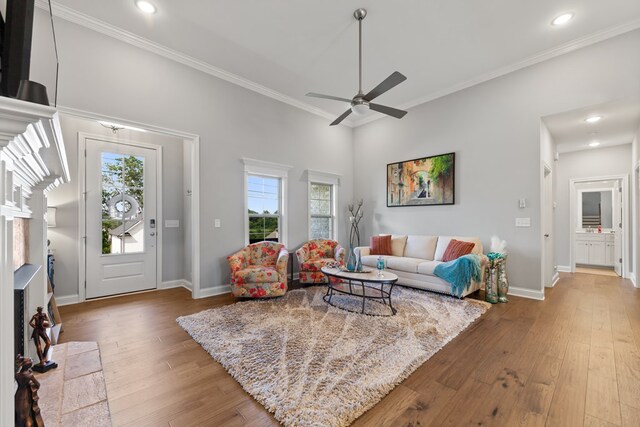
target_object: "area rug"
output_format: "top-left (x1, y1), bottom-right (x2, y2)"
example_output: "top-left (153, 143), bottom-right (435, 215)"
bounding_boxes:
top-left (177, 286), bottom-right (489, 427)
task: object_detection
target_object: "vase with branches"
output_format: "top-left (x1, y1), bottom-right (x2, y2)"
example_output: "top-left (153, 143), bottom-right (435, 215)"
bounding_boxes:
top-left (346, 200), bottom-right (364, 271)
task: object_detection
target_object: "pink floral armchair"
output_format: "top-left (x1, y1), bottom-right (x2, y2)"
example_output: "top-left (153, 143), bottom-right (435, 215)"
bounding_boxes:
top-left (295, 240), bottom-right (345, 284)
top-left (227, 241), bottom-right (289, 298)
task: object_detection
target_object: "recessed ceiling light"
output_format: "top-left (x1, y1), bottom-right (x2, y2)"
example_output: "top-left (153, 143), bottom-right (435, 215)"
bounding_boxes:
top-left (589, 141), bottom-right (601, 147)
top-left (135, 0), bottom-right (157, 14)
top-left (585, 116), bottom-right (602, 124)
top-left (551, 13), bottom-right (574, 26)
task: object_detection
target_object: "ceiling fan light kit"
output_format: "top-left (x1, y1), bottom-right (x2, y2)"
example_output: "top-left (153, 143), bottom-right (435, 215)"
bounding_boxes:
top-left (306, 8), bottom-right (408, 126)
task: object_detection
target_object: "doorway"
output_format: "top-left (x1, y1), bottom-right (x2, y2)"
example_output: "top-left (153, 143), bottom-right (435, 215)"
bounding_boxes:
top-left (84, 137), bottom-right (161, 298)
top-left (569, 176), bottom-right (627, 277)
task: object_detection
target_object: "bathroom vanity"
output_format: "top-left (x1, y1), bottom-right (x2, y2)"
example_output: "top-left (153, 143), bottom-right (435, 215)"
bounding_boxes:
top-left (575, 231), bottom-right (616, 266)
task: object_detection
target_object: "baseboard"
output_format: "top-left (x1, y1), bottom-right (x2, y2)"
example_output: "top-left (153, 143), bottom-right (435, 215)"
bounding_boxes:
top-left (56, 294), bottom-right (80, 306)
top-left (546, 272), bottom-right (560, 288)
top-left (508, 286), bottom-right (545, 301)
top-left (557, 265), bottom-right (572, 273)
top-left (198, 285), bottom-right (231, 298)
top-left (160, 280), bottom-right (192, 291)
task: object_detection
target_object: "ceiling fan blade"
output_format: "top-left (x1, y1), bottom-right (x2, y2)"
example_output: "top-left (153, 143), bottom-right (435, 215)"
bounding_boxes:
top-left (363, 71), bottom-right (407, 102)
top-left (306, 92), bottom-right (353, 103)
top-left (330, 109), bottom-right (352, 126)
top-left (369, 103), bottom-right (408, 119)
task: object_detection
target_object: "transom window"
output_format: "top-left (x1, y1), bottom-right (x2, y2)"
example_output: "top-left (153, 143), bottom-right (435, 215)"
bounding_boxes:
top-left (247, 174), bottom-right (281, 244)
top-left (309, 183), bottom-right (334, 240)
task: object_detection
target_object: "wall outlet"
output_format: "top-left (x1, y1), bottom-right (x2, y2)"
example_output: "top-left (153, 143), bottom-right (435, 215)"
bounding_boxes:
top-left (165, 220), bottom-right (180, 228)
top-left (214, 219), bottom-right (221, 228)
top-left (515, 217), bottom-right (531, 227)
top-left (518, 198), bottom-right (526, 208)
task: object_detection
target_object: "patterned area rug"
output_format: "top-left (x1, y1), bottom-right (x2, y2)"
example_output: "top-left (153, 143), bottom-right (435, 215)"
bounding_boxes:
top-left (177, 286), bottom-right (489, 427)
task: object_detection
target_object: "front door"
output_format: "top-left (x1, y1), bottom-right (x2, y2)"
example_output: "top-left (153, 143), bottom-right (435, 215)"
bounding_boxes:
top-left (85, 138), bottom-right (158, 298)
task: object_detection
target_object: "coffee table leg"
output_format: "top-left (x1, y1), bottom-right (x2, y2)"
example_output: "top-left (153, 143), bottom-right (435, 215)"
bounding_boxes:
top-left (325, 282), bottom-right (333, 305)
top-left (361, 281), bottom-right (366, 314)
top-left (388, 283), bottom-right (396, 315)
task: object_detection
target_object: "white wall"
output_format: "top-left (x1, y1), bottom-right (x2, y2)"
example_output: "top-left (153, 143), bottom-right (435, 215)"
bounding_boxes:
top-left (30, 8), bottom-right (354, 294)
top-left (632, 123), bottom-right (640, 281)
top-left (353, 30), bottom-right (640, 295)
top-left (47, 114), bottom-right (186, 298)
top-left (555, 144), bottom-right (632, 268)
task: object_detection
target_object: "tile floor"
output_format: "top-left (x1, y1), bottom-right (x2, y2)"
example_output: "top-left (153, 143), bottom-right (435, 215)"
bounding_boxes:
top-left (37, 341), bottom-right (112, 426)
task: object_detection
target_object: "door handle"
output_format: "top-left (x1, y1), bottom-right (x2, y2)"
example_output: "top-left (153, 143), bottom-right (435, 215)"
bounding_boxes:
top-left (544, 234), bottom-right (550, 238)
top-left (150, 232), bottom-right (156, 236)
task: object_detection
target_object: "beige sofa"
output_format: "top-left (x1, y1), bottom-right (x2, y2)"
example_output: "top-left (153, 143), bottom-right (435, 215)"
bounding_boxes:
top-left (355, 235), bottom-right (486, 298)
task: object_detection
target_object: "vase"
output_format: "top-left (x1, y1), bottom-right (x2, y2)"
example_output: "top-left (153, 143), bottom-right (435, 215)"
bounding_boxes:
top-left (355, 250), bottom-right (362, 272)
top-left (497, 258), bottom-right (509, 303)
top-left (346, 245), bottom-right (357, 272)
top-left (485, 266), bottom-right (498, 304)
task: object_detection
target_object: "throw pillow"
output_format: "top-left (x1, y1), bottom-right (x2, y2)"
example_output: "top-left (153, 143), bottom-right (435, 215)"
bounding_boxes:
top-left (370, 235), bottom-right (392, 256)
top-left (442, 239), bottom-right (476, 262)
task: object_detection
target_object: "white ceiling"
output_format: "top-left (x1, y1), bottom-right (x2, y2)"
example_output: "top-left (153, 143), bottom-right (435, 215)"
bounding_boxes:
top-left (46, 0), bottom-right (640, 126)
top-left (544, 98), bottom-right (640, 153)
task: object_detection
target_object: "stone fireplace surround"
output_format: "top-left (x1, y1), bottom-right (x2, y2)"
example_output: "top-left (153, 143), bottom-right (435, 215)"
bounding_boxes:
top-left (0, 97), bottom-right (69, 426)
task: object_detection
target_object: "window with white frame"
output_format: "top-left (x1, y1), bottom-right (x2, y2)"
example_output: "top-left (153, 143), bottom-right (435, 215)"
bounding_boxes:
top-left (243, 159), bottom-right (291, 246)
top-left (309, 183), bottom-right (334, 240)
top-left (247, 174), bottom-right (281, 244)
top-left (307, 170), bottom-right (340, 241)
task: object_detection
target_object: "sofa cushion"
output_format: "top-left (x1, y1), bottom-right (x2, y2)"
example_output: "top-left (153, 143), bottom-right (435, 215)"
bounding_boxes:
top-left (390, 235), bottom-right (408, 257)
top-left (361, 255), bottom-right (393, 268)
top-left (385, 257), bottom-right (425, 273)
top-left (370, 235), bottom-right (392, 255)
top-left (417, 260), bottom-right (443, 275)
top-left (442, 239), bottom-right (476, 262)
top-left (403, 236), bottom-right (438, 260)
top-left (434, 236), bottom-right (482, 261)
top-left (235, 266), bottom-right (279, 283)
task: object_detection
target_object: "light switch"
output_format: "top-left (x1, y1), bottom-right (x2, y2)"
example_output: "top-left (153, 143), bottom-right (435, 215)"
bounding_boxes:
top-left (165, 220), bottom-right (179, 228)
top-left (515, 218), bottom-right (531, 227)
top-left (214, 219), bottom-right (221, 228)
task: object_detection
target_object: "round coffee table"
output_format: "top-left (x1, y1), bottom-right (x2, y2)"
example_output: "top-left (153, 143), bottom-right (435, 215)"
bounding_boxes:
top-left (320, 267), bottom-right (399, 316)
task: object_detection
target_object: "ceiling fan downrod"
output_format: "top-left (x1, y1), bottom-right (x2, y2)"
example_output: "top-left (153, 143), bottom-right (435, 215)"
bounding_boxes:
top-left (354, 8), bottom-right (367, 95)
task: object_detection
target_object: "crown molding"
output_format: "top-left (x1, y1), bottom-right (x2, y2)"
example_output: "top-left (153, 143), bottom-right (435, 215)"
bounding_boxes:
top-left (351, 18), bottom-right (640, 128)
top-left (35, 0), bottom-right (353, 127)
top-left (37, 1), bottom-right (640, 129)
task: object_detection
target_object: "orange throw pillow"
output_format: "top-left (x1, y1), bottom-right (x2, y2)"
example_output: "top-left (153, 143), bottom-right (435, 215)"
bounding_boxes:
top-left (442, 239), bottom-right (476, 262)
top-left (370, 235), bottom-right (392, 256)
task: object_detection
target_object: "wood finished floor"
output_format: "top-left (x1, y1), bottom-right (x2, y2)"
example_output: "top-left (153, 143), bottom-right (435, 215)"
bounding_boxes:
top-left (58, 273), bottom-right (640, 427)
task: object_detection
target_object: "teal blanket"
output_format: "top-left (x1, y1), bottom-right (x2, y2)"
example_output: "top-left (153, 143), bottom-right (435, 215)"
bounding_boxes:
top-left (434, 254), bottom-right (483, 298)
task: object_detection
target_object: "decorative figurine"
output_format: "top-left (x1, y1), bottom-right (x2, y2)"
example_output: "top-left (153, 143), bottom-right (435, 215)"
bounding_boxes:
top-left (29, 306), bottom-right (58, 373)
top-left (15, 355), bottom-right (45, 427)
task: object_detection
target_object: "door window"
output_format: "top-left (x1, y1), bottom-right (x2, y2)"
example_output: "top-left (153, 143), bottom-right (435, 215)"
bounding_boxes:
top-left (101, 152), bottom-right (145, 254)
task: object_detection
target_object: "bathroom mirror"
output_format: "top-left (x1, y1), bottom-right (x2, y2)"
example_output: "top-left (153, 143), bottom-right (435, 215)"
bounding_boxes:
top-left (581, 190), bottom-right (613, 228)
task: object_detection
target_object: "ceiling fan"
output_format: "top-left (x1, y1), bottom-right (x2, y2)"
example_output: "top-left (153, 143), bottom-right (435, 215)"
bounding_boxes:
top-left (307, 8), bottom-right (408, 126)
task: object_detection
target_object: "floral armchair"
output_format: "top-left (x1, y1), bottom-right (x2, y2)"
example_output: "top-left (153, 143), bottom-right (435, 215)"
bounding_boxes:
top-left (227, 241), bottom-right (289, 298)
top-left (295, 240), bottom-right (345, 284)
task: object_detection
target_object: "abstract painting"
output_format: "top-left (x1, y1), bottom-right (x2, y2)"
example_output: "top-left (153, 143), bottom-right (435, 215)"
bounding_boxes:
top-left (387, 152), bottom-right (455, 206)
